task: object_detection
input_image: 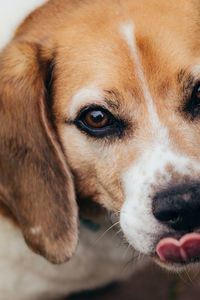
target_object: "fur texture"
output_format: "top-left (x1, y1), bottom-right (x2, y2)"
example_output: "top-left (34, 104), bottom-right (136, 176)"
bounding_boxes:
top-left (2, 0), bottom-right (200, 299)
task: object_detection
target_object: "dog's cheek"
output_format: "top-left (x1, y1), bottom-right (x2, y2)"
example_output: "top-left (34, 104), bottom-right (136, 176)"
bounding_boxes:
top-left (57, 125), bottom-right (107, 201)
top-left (57, 124), bottom-right (126, 211)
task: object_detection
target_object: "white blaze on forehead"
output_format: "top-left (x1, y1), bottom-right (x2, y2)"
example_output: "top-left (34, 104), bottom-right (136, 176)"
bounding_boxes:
top-left (69, 86), bottom-right (104, 119)
top-left (120, 23), bottom-right (168, 138)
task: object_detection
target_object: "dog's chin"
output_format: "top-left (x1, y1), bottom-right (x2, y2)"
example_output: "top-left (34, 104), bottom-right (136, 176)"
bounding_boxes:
top-left (153, 255), bottom-right (200, 272)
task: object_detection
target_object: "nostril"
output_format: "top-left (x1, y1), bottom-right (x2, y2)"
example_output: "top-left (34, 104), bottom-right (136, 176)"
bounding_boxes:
top-left (155, 210), bottom-right (180, 223)
top-left (153, 206), bottom-right (184, 229)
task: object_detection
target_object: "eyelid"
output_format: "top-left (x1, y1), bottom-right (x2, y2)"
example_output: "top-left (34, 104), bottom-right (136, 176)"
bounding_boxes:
top-left (75, 105), bottom-right (112, 120)
top-left (69, 86), bottom-right (108, 119)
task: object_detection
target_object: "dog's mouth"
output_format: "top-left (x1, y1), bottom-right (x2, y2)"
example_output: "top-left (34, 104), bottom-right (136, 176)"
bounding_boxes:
top-left (155, 232), bottom-right (200, 266)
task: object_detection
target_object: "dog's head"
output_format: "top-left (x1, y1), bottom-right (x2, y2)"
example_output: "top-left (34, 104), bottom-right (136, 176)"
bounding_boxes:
top-left (1, 0), bottom-right (200, 269)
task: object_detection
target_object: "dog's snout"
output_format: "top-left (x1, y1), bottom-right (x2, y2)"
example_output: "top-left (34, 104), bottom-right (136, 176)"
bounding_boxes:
top-left (152, 183), bottom-right (200, 231)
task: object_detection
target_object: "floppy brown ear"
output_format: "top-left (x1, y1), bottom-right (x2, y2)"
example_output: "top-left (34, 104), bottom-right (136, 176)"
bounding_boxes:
top-left (0, 41), bottom-right (78, 264)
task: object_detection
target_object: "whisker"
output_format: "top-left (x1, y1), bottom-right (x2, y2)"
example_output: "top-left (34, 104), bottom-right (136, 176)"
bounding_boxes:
top-left (184, 269), bottom-right (194, 286)
top-left (191, 267), bottom-right (200, 282)
top-left (176, 271), bottom-right (190, 287)
top-left (122, 249), bottom-right (144, 274)
top-left (123, 243), bottom-right (131, 259)
top-left (113, 228), bottom-right (122, 238)
top-left (93, 221), bottom-right (120, 245)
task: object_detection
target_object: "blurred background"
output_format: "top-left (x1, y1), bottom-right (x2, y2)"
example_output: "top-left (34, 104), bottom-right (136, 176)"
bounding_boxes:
top-left (67, 262), bottom-right (200, 300)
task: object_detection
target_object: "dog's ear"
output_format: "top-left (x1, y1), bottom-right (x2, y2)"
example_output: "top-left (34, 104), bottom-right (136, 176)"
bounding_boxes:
top-left (0, 41), bottom-right (78, 264)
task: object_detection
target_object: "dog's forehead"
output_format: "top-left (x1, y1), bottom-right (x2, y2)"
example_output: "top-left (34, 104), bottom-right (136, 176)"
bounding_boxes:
top-left (54, 0), bottom-right (200, 115)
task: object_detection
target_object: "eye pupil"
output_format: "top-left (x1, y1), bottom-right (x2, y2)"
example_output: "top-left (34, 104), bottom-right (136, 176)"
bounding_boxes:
top-left (90, 111), bottom-right (105, 123)
top-left (85, 110), bottom-right (109, 128)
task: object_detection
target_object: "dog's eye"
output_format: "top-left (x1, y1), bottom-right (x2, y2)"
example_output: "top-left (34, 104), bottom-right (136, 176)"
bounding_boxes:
top-left (184, 83), bottom-right (200, 119)
top-left (74, 106), bottom-right (125, 138)
top-left (85, 110), bottom-right (109, 128)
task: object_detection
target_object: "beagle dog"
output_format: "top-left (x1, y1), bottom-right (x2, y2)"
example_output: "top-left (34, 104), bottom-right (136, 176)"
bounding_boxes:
top-left (1, 0), bottom-right (200, 299)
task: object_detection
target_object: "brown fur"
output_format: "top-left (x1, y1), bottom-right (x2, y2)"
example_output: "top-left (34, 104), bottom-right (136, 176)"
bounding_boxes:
top-left (0, 41), bottom-right (78, 264)
top-left (1, 0), bottom-right (200, 263)
top-left (0, 202), bottom-right (18, 225)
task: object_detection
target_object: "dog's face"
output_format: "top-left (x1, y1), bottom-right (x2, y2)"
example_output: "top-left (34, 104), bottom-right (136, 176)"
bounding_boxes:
top-left (1, 0), bottom-right (200, 270)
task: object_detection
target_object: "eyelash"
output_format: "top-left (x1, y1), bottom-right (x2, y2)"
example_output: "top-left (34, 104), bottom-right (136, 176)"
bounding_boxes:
top-left (74, 105), bottom-right (126, 138)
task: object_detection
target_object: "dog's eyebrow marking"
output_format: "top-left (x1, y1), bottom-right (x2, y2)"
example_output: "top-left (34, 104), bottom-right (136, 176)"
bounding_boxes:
top-left (69, 87), bottom-right (120, 119)
top-left (191, 64), bottom-right (200, 78)
top-left (69, 87), bottom-right (105, 119)
top-left (120, 23), bottom-right (168, 137)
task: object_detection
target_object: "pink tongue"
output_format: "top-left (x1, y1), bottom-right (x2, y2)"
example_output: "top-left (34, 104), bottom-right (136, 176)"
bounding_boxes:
top-left (156, 233), bottom-right (200, 263)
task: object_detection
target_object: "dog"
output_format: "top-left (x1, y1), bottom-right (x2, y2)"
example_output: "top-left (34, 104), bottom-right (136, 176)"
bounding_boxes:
top-left (1, 0), bottom-right (200, 299)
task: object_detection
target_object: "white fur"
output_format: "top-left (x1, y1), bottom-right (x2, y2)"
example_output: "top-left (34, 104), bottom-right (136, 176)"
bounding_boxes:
top-left (121, 144), bottom-right (200, 254)
top-left (0, 0), bottom-right (47, 50)
top-left (0, 215), bottom-right (144, 300)
top-left (121, 23), bottom-right (166, 132)
top-left (119, 22), bottom-right (200, 255)
top-left (191, 63), bottom-right (200, 77)
top-left (69, 87), bottom-right (105, 119)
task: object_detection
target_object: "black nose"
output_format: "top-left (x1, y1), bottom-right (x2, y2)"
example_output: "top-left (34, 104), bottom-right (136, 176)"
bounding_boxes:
top-left (152, 182), bottom-right (200, 231)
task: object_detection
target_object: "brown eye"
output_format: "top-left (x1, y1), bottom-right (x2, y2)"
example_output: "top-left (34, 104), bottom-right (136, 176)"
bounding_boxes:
top-left (85, 110), bottom-right (109, 128)
top-left (74, 105), bottom-right (126, 138)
